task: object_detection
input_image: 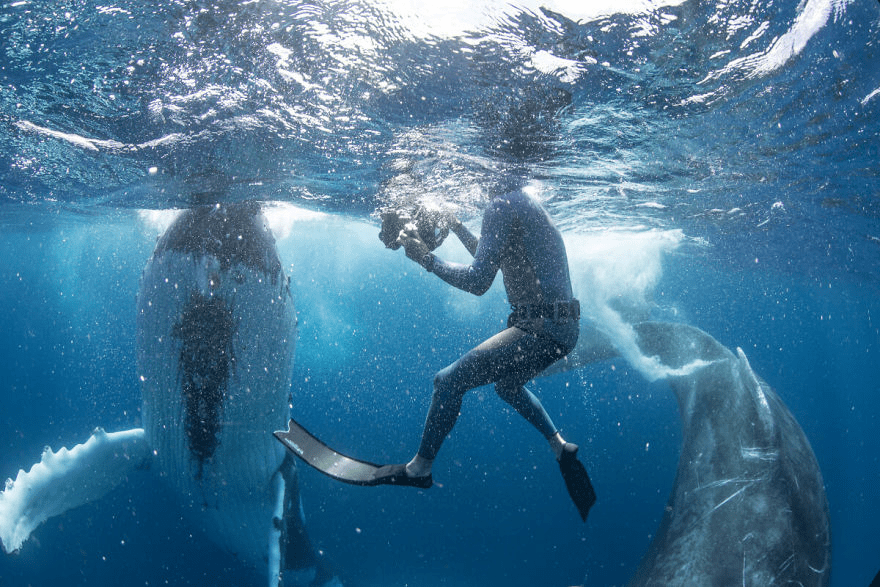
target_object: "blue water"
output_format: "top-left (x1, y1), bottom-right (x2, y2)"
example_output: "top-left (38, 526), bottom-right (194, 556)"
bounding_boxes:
top-left (1, 0), bottom-right (879, 586)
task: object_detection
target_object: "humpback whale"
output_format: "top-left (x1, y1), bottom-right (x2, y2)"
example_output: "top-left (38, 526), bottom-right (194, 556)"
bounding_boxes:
top-left (0, 203), bottom-right (339, 587)
top-left (562, 321), bottom-right (831, 586)
top-left (627, 322), bottom-right (830, 586)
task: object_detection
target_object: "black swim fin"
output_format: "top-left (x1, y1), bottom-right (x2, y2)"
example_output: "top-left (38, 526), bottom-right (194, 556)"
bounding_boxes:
top-left (274, 418), bottom-right (432, 489)
top-left (558, 444), bottom-right (596, 522)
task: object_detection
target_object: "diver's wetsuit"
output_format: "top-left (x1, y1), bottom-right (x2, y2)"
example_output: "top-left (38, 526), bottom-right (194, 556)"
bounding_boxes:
top-left (416, 189), bottom-right (579, 461)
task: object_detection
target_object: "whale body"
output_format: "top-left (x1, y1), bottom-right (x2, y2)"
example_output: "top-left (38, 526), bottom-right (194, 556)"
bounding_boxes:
top-left (0, 203), bottom-right (337, 586)
top-left (138, 202), bottom-right (298, 575)
top-left (626, 322), bottom-right (831, 586)
top-left (549, 319), bottom-right (831, 585)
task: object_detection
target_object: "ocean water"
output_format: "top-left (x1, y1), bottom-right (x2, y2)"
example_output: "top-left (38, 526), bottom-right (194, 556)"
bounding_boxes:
top-left (0, 1), bottom-right (878, 586)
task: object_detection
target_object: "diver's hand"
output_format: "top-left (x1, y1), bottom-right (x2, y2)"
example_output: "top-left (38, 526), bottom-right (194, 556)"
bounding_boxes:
top-left (396, 227), bottom-right (431, 267)
top-left (431, 208), bottom-right (461, 232)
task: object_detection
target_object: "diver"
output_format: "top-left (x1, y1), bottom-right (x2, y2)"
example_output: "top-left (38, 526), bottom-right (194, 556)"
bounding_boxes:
top-left (376, 182), bottom-right (595, 519)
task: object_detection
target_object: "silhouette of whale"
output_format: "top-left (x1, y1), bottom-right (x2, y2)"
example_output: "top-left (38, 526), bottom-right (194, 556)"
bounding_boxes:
top-left (1, 203), bottom-right (338, 587)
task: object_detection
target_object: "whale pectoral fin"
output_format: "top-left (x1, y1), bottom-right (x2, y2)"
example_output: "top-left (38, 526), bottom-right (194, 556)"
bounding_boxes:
top-left (279, 455), bottom-right (317, 572)
top-left (275, 454), bottom-right (339, 587)
top-left (632, 321), bottom-right (733, 368)
top-left (542, 321), bottom-right (735, 378)
top-left (0, 427), bottom-right (150, 554)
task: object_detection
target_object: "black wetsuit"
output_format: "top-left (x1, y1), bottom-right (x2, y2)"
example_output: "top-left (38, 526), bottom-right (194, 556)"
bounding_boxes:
top-left (417, 189), bottom-right (579, 461)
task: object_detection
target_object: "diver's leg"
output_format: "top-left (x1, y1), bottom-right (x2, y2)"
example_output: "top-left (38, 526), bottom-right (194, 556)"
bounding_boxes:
top-left (495, 335), bottom-right (595, 521)
top-left (410, 363), bottom-right (468, 463)
top-left (406, 328), bottom-right (533, 476)
top-left (404, 363), bottom-right (469, 477)
top-left (496, 385), bottom-right (578, 460)
top-left (493, 333), bottom-right (578, 460)
top-left (495, 383), bottom-right (558, 439)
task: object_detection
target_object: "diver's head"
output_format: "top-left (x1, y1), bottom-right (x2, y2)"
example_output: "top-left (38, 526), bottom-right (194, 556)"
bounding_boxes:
top-left (489, 172), bottom-right (527, 197)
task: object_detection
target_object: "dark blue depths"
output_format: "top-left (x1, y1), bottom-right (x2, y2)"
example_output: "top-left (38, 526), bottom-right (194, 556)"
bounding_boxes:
top-left (0, 214), bottom-right (876, 586)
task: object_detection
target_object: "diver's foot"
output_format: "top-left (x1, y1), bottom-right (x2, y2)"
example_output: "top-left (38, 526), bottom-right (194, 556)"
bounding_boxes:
top-left (550, 430), bottom-right (577, 461)
top-left (557, 442), bottom-right (579, 463)
top-left (371, 463), bottom-right (433, 488)
top-left (405, 453), bottom-right (433, 477)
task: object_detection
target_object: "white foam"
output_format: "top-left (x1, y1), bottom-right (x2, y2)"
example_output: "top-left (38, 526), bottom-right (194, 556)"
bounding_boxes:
top-left (374, 0), bottom-right (688, 39)
top-left (137, 208), bottom-right (185, 235)
top-left (136, 203), bottom-right (327, 241)
top-left (565, 228), bottom-right (692, 381)
top-left (262, 202), bottom-right (331, 241)
top-left (697, 0), bottom-right (843, 85)
top-left (15, 120), bottom-right (127, 152)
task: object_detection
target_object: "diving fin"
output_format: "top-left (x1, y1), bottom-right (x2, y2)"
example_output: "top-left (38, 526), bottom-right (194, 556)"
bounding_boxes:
top-left (274, 418), bottom-right (432, 488)
top-left (370, 463), bottom-right (432, 489)
top-left (558, 444), bottom-right (596, 522)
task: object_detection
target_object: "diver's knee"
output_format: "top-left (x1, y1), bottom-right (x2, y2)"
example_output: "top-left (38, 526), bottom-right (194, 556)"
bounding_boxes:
top-left (433, 367), bottom-right (458, 400)
top-left (433, 368), bottom-right (450, 392)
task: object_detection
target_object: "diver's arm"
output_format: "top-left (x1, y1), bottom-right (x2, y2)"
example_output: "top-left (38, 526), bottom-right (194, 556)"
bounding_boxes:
top-left (449, 219), bottom-right (479, 256)
top-left (427, 201), bottom-right (504, 296)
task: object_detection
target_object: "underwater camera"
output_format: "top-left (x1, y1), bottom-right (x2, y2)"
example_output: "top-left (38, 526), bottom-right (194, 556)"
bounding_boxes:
top-left (378, 206), bottom-right (449, 252)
